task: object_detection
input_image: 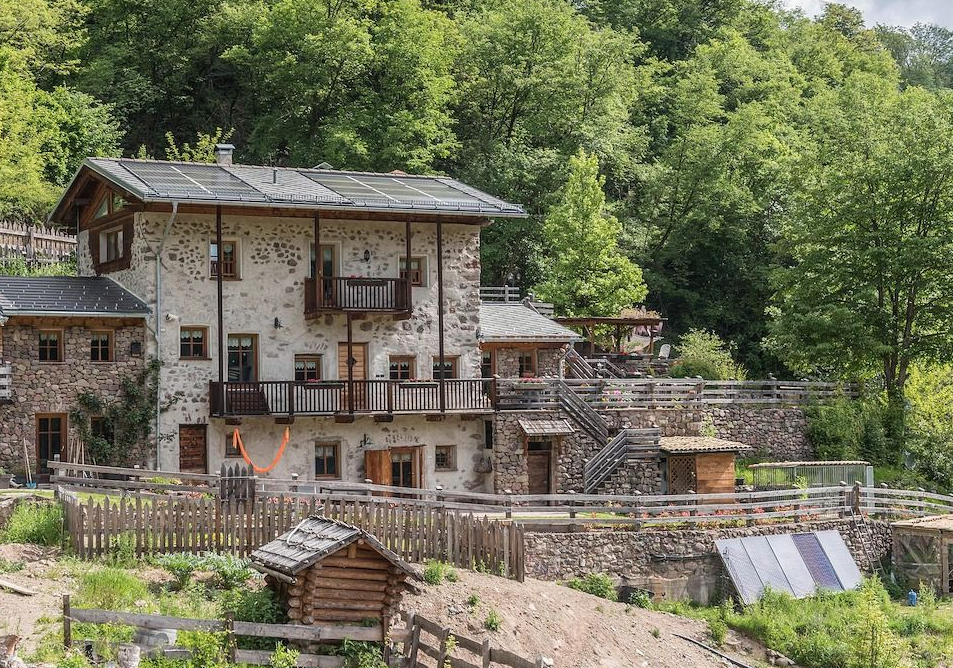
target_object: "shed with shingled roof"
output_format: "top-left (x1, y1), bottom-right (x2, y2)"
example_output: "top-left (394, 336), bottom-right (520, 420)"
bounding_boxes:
top-left (250, 516), bottom-right (418, 631)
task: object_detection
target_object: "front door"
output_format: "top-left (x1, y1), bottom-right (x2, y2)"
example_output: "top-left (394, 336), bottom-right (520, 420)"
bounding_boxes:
top-left (527, 439), bottom-right (552, 494)
top-left (36, 414), bottom-right (66, 479)
top-left (338, 342), bottom-right (368, 410)
top-left (179, 424), bottom-right (208, 473)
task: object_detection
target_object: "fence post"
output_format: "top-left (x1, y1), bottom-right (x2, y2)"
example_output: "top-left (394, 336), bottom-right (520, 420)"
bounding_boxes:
top-left (62, 594), bottom-right (71, 650)
top-left (567, 490), bottom-right (576, 520)
top-left (852, 482), bottom-right (862, 516)
top-left (436, 627), bottom-right (451, 668)
top-left (225, 611), bottom-right (236, 664)
top-left (481, 638), bottom-right (491, 668)
top-left (839, 482), bottom-right (848, 518)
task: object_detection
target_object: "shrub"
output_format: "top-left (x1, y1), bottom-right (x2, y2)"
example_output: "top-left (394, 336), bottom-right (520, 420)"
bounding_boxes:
top-left (202, 553), bottom-right (255, 589)
top-left (708, 617), bottom-right (727, 646)
top-left (564, 573), bottom-right (618, 601)
top-left (337, 639), bottom-right (387, 668)
top-left (0, 557), bottom-right (24, 573)
top-left (269, 643), bottom-right (299, 668)
top-left (806, 396), bottom-right (891, 464)
top-left (484, 609), bottom-right (502, 632)
top-left (76, 567), bottom-right (149, 611)
top-left (628, 590), bottom-right (651, 608)
top-left (669, 330), bottom-right (747, 380)
top-left (56, 651), bottom-right (92, 668)
top-left (1, 502), bottom-right (62, 546)
top-left (178, 631), bottom-right (228, 668)
top-left (466, 594), bottom-right (480, 608)
top-left (423, 560), bottom-right (458, 585)
top-left (154, 553), bottom-right (203, 590)
top-left (218, 588), bottom-right (286, 649)
top-left (105, 532), bottom-right (137, 567)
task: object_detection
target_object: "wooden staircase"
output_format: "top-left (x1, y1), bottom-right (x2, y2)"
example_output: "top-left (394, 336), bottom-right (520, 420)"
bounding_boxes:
top-left (583, 427), bottom-right (661, 493)
top-left (554, 379), bottom-right (609, 444)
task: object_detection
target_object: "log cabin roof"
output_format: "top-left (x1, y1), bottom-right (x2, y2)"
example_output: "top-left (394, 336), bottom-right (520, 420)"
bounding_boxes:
top-left (50, 158), bottom-right (527, 224)
top-left (250, 516), bottom-right (419, 578)
top-left (658, 436), bottom-right (751, 454)
top-left (0, 276), bottom-right (150, 318)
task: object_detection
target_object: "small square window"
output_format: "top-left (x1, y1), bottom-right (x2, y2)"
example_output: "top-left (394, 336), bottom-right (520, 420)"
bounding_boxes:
top-left (180, 327), bottom-right (208, 359)
top-left (435, 445), bottom-right (456, 471)
top-left (432, 356), bottom-right (458, 379)
top-left (210, 239), bottom-right (240, 278)
top-left (295, 354), bottom-right (322, 382)
top-left (389, 356), bottom-right (415, 380)
top-left (38, 330), bottom-right (62, 362)
top-left (225, 434), bottom-right (240, 458)
top-left (99, 226), bottom-right (123, 262)
top-left (90, 331), bottom-right (112, 362)
top-left (315, 442), bottom-right (340, 478)
top-left (399, 257), bottom-right (426, 287)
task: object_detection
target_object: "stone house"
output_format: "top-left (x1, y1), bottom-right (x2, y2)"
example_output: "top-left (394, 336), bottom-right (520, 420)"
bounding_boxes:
top-left (0, 276), bottom-right (150, 478)
top-left (48, 147), bottom-right (526, 491)
top-left (478, 300), bottom-right (578, 379)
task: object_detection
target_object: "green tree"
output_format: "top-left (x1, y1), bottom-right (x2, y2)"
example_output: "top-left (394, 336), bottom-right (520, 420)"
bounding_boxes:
top-left (534, 151), bottom-right (646, 316)
top-left (767, 75), bottom-right (953, 401)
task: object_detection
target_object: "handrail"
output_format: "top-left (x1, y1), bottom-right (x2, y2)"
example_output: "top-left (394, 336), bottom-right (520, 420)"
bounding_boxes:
top-left (554, 378), bottom-right (609, 443)
top-left (583, 427), bottom-right (660, 493)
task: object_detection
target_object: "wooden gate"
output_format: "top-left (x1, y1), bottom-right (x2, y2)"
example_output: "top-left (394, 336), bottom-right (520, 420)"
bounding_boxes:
top-left (668, 455), bottom-right (696, 495)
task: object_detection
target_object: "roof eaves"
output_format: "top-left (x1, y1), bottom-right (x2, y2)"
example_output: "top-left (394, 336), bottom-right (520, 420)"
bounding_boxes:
top-left (3, 310), bottom-right (150, 318)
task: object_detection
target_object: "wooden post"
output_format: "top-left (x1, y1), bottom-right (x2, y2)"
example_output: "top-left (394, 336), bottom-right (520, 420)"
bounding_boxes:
top-left (481, 638), bottom-right (491, 668)
top-left (62, 594), bottom-right (71, 649)
top-left (404, 220), bottom-right (412, 309)
top-left (436, 626), bottom-right (451, 667)
top-left (225, 611), bottom-right (236, 664)
top-left (346, 314), bottom-right (354, 415)
top-left (852, 482), bottom-right (862, 516)
top-left (436, 219), bottom-right (446, 413)
top-left (215, 207), bottom-right (225, 404)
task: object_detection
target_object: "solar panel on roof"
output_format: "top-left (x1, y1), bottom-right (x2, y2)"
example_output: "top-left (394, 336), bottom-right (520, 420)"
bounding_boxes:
top-left (303, 172), bottom-right (495, 210)
top-left (121, 162), bottom-right (267, 201)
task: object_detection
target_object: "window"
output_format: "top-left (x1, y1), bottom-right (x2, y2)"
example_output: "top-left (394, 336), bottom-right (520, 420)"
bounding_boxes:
top-left (38, 330), bottom-right (62, 362)
top-left (518, 350), bottom-right (536, 377)
top-left (309, 244), bottom-right (336, 278)
top-left (225, 434), bottom-right (240, 458)
top-left (294, 354), bottom-right (322, 382)
top-left (227, 334), bottom-right (257, 382)
top-left (399, 257), bottom-right (425, 287)
top-left (100, 226), bottom-right (123, 262)
top-left (391, 449), bottom-right (416, 488)
top-left (435, 445), bottom-right (456, 471)
top-left (484, 420), bottom-right (494, 449)
top-left (90, 331), bottom-right (112, 362)
top-left (481, 350), bottom-right (494, 378)
top-left (315, 442), bottom-right (340, 478)
top-left (389, 356), bottom-right (415, 380)
top-left (432, 356), bottom-right (458, 380)
top-left (210, 239), bottom-right (240, 278)
top-left (180, 326), bottom-right (208, 359)
top-left (90, 416), bottom-right (114, 445)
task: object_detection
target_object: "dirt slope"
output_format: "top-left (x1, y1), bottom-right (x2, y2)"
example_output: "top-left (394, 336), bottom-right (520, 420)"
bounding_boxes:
top-left (401, 570), bottom-right (768, 668)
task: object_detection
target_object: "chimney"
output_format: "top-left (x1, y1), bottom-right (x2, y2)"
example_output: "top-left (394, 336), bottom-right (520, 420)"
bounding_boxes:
top-left (214, 144), bottom-right (235, 166)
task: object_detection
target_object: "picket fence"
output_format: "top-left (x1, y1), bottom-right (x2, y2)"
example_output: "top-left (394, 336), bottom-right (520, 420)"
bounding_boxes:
top-left (59, 488), bottom-right (525, 581)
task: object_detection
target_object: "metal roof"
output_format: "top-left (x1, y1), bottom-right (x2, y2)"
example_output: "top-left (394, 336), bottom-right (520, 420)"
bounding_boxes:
top-left (747, 461), bottom-right (870, 468)
top-left (249, 515), bottom-right (418, 578)
top-left (57, 159), bottom-right (526, 220)
top-left (479, 302), bottom-right (580, 343)
top-left (716, 530), bottom-right (862, 604)
top-left (0, 276), bottom-right (150, 318)
top-left (518, 419), bottom-right (575, 436)
top-left (658, 436), bottom-right (751, 454)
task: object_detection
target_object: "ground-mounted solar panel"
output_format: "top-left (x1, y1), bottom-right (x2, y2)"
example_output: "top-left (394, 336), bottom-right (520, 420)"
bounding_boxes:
top-left (791, 533), bottom-right (843, 590)
top-left (766, 534), bottom-right (817, 598)
top-left (716, 538), bottom-right (765, 604)
top-left (816, 530), bottom-right (863, 590)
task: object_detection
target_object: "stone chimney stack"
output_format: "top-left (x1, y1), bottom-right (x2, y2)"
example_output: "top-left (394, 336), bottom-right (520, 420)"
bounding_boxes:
top-left (214, 144), bottom-right (235, 166)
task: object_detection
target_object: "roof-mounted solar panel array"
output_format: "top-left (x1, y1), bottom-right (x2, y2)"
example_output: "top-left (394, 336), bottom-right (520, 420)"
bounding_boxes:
top-left (715, 530), bottom-right (862, 604)
top-left (79, 159), bottom-right (526, 217)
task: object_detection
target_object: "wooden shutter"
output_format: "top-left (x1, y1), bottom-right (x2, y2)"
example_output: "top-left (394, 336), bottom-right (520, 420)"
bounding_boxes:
top-left (364, 449), bottom-right (392, 486)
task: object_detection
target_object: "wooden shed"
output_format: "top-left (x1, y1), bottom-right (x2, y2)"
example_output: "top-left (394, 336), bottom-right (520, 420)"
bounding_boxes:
top-left (250, 516), bottom-right (419, 632)
top-left (892, 516), bottom-right (953, 595)
top-left (659, 436), bottom-right (751, 495)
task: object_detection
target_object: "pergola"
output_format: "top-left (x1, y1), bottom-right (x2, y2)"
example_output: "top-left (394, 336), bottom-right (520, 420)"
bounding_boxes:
top-left (555, 309), bottom-right (664, 356)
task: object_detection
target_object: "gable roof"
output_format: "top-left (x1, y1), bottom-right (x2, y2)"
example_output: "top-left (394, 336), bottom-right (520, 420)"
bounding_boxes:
top-left (249, 516), bottom-right (419, 579)
top-left (51, 158), bottom-right (527, 223)
top-left (0, 276), bottom-right (150, 318)
top-left (479, 302), bottom-right (580, 344)
top-left (658, 436), bottom-right (751, 454)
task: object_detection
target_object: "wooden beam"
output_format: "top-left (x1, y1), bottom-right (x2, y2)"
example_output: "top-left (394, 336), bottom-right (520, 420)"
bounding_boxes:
top-left (216, 207), bottom-right (225, 392)
top-left (437, 219), bottom-right (445, 413)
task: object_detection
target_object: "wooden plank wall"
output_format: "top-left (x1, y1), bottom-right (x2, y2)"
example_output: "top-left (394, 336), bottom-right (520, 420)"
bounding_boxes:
top-left (59, 490), bottom-right (525, 581)
top-left (694, 453), bottom-right (736, 495)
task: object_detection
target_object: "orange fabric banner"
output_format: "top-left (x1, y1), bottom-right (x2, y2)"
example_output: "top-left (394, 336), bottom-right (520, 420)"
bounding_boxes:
top-left (232, 427), bottom-right (289, 474)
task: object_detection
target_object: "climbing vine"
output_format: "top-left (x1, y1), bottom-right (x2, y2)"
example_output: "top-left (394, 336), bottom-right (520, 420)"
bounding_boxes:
top-left (70, 357), bottom-right (166, 466)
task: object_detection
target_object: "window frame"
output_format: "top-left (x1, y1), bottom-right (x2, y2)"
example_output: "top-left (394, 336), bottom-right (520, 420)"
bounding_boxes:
top-left (99, 225), bottom-right (124, 263)
top-left (224, 433), bottom-right (241, 459)
top-left (294, 354), bottom-right (323, 383)
top-left (389, 355), bottom-right (416, 381)
top-left (314, 441), bottom-right (341, 479)
top-left (518, 349), bottom-right (537, 377)
top-left (89, 330), bottom-right (113, 362)
top-left (179, 326), bottom-right (209, 360)
top-left (399, 256), bottom-right (427, 287)
top-left (432, 356), bottom-right (459, 380)
top-left (226, 333), bottom-right (258, 382)
top-left (210, 238), bottom-right (241, 279)
top-left (434, 445), bottom-right (456, 472)
top-left (90, 416), bottom-right (114, 445)
top-left (38, 329), bottom-right (64, 363)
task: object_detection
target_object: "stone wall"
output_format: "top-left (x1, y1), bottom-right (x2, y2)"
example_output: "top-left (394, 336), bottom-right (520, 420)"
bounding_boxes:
top-left (0, 317), bottom-right (148, 473)
top-left (492, 344), bottom-right (566, 379)
top-left (524, 519), bottom-right (891, 603)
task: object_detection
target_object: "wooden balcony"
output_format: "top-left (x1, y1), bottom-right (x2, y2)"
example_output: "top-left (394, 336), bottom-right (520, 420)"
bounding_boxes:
top-left (0, 363), bottom-right (11, 404)
top-left (304, 276), bottom-right (410, 316)
top-left (209, 379), bottom-right (494, 418)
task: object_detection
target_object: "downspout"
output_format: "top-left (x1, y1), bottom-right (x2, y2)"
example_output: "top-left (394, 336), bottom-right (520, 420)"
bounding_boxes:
top-left (149, 202), bottom-right (179, 468)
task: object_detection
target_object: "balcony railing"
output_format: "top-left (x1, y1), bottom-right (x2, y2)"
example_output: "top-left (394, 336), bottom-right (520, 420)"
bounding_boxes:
top-left (304, 276), bottom-right (410, 315)
top-left (209, 379), bottom-right (494, 417)
top-left (0, 363), bottom-right (11, 403)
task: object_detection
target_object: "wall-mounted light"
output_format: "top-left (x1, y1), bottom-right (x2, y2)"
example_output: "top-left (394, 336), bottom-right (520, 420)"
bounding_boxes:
top-left (165, 313), bottom-right (179, 322)
top-left (360, 433), bottom-right (375, 448)
top-left (274, 317), bottom-right (283, 329)
top-left (363, 250), bottom-right (371, 262)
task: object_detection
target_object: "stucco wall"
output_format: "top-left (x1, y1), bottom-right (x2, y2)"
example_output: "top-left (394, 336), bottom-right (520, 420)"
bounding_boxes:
top-left (81, 212), bottom-right (483, 474)
top-left (0, 318), bottom-right (147, 472)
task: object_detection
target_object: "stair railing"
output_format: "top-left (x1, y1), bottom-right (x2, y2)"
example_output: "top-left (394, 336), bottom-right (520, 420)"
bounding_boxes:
top-left (555, 379), bottom-right (609, 443)
top-left (583, 427), bottom-right (662, 493)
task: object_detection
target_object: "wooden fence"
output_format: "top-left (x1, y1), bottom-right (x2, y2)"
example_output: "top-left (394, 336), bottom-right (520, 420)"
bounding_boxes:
top-left (0, 222), bottom-right (75, 262)
top-left (59, 488), bottom-right (525, 580)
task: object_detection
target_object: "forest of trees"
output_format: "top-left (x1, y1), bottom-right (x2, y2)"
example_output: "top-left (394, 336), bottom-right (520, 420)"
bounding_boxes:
top-left (5, 0), bottom-right (953, 407)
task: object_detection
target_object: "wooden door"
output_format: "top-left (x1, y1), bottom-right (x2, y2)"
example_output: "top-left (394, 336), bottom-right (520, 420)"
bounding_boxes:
top-left (364, 449), bottom-right (392, 486)
top-left (695, 453), bottom-right (735, 495)
top-left (179, 424), bottom-right (208, 473)
top-left (36, 414), bottom-right (66, 479)
top-left (527, 452), bottom-right (551, 494)
top-left (338, 343), bottom-right (368, 409)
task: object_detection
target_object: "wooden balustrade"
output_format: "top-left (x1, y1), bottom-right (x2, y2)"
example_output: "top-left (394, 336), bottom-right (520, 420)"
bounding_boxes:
top-left (0, 363), bottom-right (11, 402)
top-left (304, 275), bottom-right (410, 314)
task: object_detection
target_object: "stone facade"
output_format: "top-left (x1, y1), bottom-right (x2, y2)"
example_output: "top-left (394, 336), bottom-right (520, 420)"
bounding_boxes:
top-left (0, 317), bottom-right (147, 473)
top-left (77, 212), bottom-right (486, 479)
top-left (490, 344), bottom-right (566, 379)
top-left (524, 519), bottom-right (891, 603)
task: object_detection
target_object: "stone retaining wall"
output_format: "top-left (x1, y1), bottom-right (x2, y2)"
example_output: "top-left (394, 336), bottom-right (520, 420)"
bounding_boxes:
top-left (524, 518), bottom-right (890, 603)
